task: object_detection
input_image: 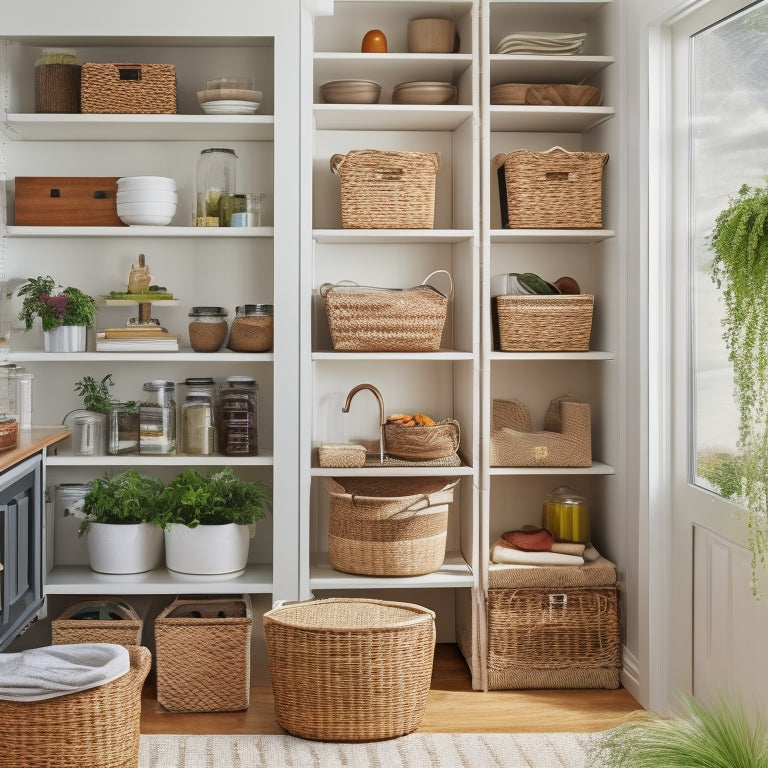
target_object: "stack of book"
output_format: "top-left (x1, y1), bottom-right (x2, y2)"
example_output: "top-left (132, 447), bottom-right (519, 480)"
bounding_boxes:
top-left (96, 325), bottom-right (179, 352)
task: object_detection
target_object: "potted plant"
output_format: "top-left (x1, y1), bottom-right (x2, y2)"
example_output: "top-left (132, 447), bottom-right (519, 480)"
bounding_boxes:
top-left (17, 274), bottom-right (97, 352)
top-left (77, 468), bottom-right (165, 574)
top-left (156, 466), bottom-right (271, 575)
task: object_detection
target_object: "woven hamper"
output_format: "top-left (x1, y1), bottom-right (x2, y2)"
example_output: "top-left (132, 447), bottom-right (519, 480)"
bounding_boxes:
top-left (81, 63), bottom-right (176, 114)
top-left (495, 146), bottom-right (608, 229)
top-left (0, 645), bottom-right (150, 768)
top-left (264, 598), bottom-right (435, 741)
top-left (327, 476), bottom-right (459, 576)
top-left (331, 149), bottom-right (439, 229)
top-left (154, 594), bottom-right (252, 712)
top-left (487, 586), bottom-right (621, 690)
top-left (52, 599), bottom-right (143, 647)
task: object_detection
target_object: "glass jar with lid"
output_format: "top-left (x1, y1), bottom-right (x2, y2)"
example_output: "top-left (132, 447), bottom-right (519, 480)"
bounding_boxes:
top-left (542, 485), bottom-right (590, 544)
top-left (219, 375), bottom-right (258, 456)
top-left (139, 380), bottom-right (176, 455)
top-left (228, 304), bottom-right (273, 352)
top-left (181, 391), bottom-right (216, 455)
top-left (107, 401), bottom-right (139, 455)
top-left (188, 306), bottom-right (228, 352)
top-left (194, 147), bottom-right (238, 226)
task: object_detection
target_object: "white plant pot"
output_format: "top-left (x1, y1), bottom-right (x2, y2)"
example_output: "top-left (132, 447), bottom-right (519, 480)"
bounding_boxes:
top-left (164, 522), bottom-right (250, 575)
top-left (86, 521), bottom-right (164, 574)
top-left (43, 325), bottom-right (87, 352)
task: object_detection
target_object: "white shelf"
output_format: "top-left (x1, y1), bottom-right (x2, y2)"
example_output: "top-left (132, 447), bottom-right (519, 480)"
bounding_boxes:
top-left (44, 564), bottom-right (274, 595)
top-left (312, 463), bottom-right (474, 477)
top-left (46, 452), bottom-right (274, 467)
top-left (314, 229), bottom-right (473, 243)
top-left (489, 461), bottom-right (615, 476)
top-left (489, 54), bottom-right (614, 83)
top-left (7, 226), bottom-right (274, 238)
top-left (490, 350), bottom-right (614, 361)
top-left (312, 350), bottom-right (474, 361)
top-left (490, 229), bottom-right (614, 243)
top-left (7, 351), bottom-right (274, 363)
top-left (489, 105), bottom-right (614, 132)
top-left (314, 104), bottom-right (474, 132)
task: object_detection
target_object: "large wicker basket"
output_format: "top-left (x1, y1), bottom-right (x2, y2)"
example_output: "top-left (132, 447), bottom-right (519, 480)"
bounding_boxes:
top-left (327, 476), bottom-right (459, 576)
top-left (493, 294), bottom-right (594, 352)
top-left (81, 62), bottom-right (176, 114)
top-left (264, 598), bottom-right (435, 741)
top-left (154, 594), bottom-right (252, 712)
top-left (495, 146), bottom-right (608, 229)
top-left (321, 270), bottom-right (452, 352)
top-left (384, 418), bottom-right (461, 461)
top-left (487, 586), bottom-right (621, 689)
top-left (331, 149), bottom-right (440, 229)
top-left (52, 599), bottom-right (143, 647)
top-left (0, 645), bottom-right (150, 768)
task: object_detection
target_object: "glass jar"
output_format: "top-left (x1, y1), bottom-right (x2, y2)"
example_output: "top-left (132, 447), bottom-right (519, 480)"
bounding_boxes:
top-left (181, 391), bottom-right (216, 455)
top-left (542, 485), bottom-right (590, 544)
top-left (188, 306), bottom-right (229, 352)
top-left (107, 401), bottom-right (139, 455)
top-left (0, 414), bottom-right (19, 452)
top-left (219, 375), bottom-right (258, 456)
top-left (194, 147), bottom-right (238, 226)
top-left (0, 364), bottom-right (33, 430)
top-left (177, 377), bottom-right (219, 406)
top-left (228, 304), bottom-right (273, 352)
top-left (139, 380), bottom-right (176, 455)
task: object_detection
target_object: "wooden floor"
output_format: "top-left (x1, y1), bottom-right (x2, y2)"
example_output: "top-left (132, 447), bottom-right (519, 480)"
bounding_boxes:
top-left (140, 643), bottom-right (643, 735)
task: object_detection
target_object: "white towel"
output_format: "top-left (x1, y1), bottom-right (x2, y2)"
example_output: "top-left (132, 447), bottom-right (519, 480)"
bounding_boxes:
top-left (491, 539), bottom-right (584, 566)
top-left (0, 643), bottom-right (130, 701)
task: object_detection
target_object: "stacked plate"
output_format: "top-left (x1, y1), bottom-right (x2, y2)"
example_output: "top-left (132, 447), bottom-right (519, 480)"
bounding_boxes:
top-left (494, 32), bottom-right (586, 55)
top-left (197, 77), bottom-right (262, 114)
top-left (392, 81), bottom-right (457, 105)
top-left (117, 176), bottom-right (177, 226)
top-left (319, 80), bottom-right (381, 104)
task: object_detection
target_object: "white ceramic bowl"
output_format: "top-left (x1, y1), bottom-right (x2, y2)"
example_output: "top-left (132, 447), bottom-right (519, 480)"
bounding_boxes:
top-left (118, 212), bottom-right (175, 226)
top-left (117, 201), bottom-right (176, 216)
top-left (117, 176), bottom-right (177, 191)
top-left (116, 189), bottom-right (178, 204)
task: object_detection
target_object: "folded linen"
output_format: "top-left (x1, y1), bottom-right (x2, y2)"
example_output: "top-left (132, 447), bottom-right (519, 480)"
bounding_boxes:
top-left (550, 542), bottom-right (586, 556)
top-left (583, 544), bottom-right (601, 562)
top-left (0, 643), bottom-right (130, 701)
top-left (491, 539), bottom-right (584, 566)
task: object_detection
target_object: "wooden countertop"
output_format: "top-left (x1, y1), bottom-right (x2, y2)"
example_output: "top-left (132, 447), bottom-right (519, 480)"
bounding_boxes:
top-left (0, 426), bottom-right (70, 473)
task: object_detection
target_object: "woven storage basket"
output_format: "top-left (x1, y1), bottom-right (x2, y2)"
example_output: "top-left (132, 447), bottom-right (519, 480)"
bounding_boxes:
top-left (0, 645), bottom-right (150, 768)
top-left (52, 599), bottom-right (143, 646)
top-left (35, 64), bottom-right (81, 113)
top-left (495, 146), bottom-right (608, 229)
top-left (327, 476), bottom-right (459, 576)
top-left (493, 294), bottom-right (594, 352)
top-left (318, 441), bottom-right (367, 468)
top-left (81, 63), bottom-right (176, 114)
top-left (154, 594), bottom-right (252, 712)
top-left (321, 270), bottom-right (452, 352)
top-left (487, 586), bottom-right (621, 689)
top-left (384, 418), bottom-right (461, 461)
top-left (264, 598), bottom-right (435, 741)
top-left (331, 149), bottom-right (440, 229)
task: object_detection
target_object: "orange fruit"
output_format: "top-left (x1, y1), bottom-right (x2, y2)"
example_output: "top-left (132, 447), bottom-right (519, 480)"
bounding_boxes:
top-left (361, 29), bottom-right (388, 53)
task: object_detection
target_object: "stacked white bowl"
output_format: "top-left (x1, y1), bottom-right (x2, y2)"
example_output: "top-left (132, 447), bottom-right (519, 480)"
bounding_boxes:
top-left (117, 176), bottom-right (177, 226)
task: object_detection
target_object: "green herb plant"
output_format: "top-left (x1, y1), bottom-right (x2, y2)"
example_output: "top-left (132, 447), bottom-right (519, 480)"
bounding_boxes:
top-left (17, 275), bottom-right (97, 331)
top-left (74, 373), bottom-right (117, 414)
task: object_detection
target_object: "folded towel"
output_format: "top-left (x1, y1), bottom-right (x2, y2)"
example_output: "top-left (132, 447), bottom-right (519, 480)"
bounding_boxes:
top-left (500, 526), bottom-right (554, 552)
top-left (491, 539), bottom-right (584, 566)
top-left (0, 643), bottom-right (130, 701)
top-left (583, 544), bottom-right (601, 562)
top-left (550, 542), bottom-right (586, 556)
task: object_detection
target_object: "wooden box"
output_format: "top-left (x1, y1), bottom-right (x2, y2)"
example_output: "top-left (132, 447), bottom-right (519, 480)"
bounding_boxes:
top-left (15, 177), bottom-right (122, 226)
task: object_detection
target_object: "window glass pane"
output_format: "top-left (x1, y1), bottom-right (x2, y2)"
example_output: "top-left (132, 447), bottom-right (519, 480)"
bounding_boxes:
top-left (693, 1), bottom-right (768, 497)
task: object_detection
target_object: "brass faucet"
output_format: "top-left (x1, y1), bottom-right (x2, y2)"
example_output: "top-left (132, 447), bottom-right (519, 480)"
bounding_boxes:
top-left (341, 383), bottom-right (386, 463)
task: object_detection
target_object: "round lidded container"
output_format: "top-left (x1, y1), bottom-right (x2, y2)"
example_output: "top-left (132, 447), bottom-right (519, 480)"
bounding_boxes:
top-left (228, 304), bottom-right (273, 352)
top-left (181, 390), bottom-right (216, 456)
top-left (0, 414), bottom-right (19, 452)
top-left (219, 375), bottom-right (258, 456)
top-left (542, 485), bottom-right (590, 544)
top-left (139, 380), bottom-right (176, 456)
top-left (188, 306), bottom-right (229, 352)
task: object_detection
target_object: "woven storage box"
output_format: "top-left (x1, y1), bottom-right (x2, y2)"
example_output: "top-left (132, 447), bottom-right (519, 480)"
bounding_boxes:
top-left (0, 645), bottom-right (150, 768)
top-left (495, 146), bottom-right (608, 229)
top-left (264, 598), bottom-right (435, 741)
top-left (489, 556), bottom-right (617, 589)
top-left (318, 442), bottom-right (367, 468)
top-left (327, 476), bottom-right (459, 576)
top-left (154, 594), bottom-right (252, 712)
top-left (493, 294), bottom-right (594, 352)
top-left (81, 63), bottom-right (176, 114)
top-left (487, 586), bottom-right (621, 690)
top-left (321, 270), bottom-right (451, 352)
top-left (52, 599), bottom-right (143, 646)
top-left (331, 150), bottom-right (439, 229)
top-left (384, 418), bottom-right (461, 461)
top-left (35, 63), bottom-right (81, 113)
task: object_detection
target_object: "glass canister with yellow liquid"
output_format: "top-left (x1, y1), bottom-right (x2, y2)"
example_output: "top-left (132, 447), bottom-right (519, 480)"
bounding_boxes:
top-left (542, 485), bottom-right (590, 544)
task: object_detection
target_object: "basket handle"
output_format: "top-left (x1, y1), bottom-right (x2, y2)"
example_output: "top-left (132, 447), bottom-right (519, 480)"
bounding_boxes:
top-left (330, 153), bottom-right (345, 175)
top-left (422, 269), bottom-right (454, 299)
top-left (319, 280), bottom-right (359, 296)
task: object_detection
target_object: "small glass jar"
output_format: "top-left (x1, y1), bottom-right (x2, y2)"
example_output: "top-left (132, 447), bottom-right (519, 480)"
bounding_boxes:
top-left (542, 485), bottom-right (590, 544)
top-left (188, 306), bottom-right (229, 352)
top-left (228, 304), bottom-right (273, 352)
top-left (0, 414), bottom-right (19, 452)
top-left (219, 375), bottom-right (258, 456)
top-left (139, 380), bottom-right (176, 455)
top-left (181, 391), bottom-right (216, 455)
top-left (107, 401), bottom-right (139, 455)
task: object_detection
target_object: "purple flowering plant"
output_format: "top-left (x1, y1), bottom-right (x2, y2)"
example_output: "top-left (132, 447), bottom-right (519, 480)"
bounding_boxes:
top-left (17, 275), bottom-right (97, 332)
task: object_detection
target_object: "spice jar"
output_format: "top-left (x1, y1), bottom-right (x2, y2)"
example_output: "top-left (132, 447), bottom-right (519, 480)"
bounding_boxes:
top-left (194, 147), bottom-right (238, 226)
top-left (139, 380), bottom-right (176, 455)
top-left (542, 486), bottom-right (590, 544)
top-left (181, 391), bottom-right (216, 455)
top-left (188, 306), bottom-right (229, 352)
top-left (0, 414), bottom-right (19, 452)
top-left (228, 304), bottom-right (273, 352)
top-left (219, 375), bottom-right (258, 456)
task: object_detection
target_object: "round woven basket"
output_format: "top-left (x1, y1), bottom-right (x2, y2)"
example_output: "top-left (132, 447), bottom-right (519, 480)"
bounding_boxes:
top-left (384, 418), bottom-right (460, 461)
top-left (263, 598), bottom-right (436, 741)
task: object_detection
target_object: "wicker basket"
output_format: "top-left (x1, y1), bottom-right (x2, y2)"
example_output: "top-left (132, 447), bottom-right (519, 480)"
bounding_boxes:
top-left (321, 270), bottom-right (452, 352)
top-left (327, 476), bottom-right (459, 576)
top-left (264, 598), bottom-right (435, 741)
top-left (384, 418), bottom-right (461, 461)
top-left (331, 150), bottom-right (440, 229)
top-left (493, 294), bottom-right (594, 352)
top-left (154, 595), bottom-right (252, 712)
top-left (81, 63), bottom-right (176, 114)
top-left (52, 599), bottom-right (143, 647)
top-left (318, 441), bottom-right (367, 468)
top-left (495, 146), bottom-right (608, 229)
top-left (35, 64), bottom-right (81, 113)
top-left (487, 586), bottom-right (621, 689)
top-left (0, 645), bottom-right (150, 768)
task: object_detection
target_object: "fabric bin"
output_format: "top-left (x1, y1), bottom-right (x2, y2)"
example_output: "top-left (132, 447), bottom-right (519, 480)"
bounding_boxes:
top-left (81, 62), bottom-right (176, 114)
top-left (52, 599), bottom-right (143, 647)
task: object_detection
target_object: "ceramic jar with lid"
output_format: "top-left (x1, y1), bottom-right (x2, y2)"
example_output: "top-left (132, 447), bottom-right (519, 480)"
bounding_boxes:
top-left (188, 306), bottom-right (229, 352)
top-left (228, 304), bottom-right (273, 352)
top-left (542, 485), bottom-right (590, 544)
top-left (139, 380), bottom-right (176, 455)
top-left (219, 375), bottom-right (258, 456)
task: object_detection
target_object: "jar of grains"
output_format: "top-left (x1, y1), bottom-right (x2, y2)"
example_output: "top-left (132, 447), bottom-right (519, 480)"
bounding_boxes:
top-left (219, 375), bottom-right (258, 456)
top-left (188, 306), bottom-right (229, 352)
top-left (228, 304), bottom-right (273, 352)
top-left (0, 414), bottom-right (19, 452)
top-left (181, 390), bottom-right (216, 455)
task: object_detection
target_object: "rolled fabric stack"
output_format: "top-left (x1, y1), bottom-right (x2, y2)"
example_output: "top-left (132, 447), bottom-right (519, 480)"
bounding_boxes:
top-left (490, 524), bottom-right (602, 566)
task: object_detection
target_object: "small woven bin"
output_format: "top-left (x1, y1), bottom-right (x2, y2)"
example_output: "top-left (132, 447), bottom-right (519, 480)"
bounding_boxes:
top-left (495, 146), bottom-right (608, 229)
top-left (331, 149), bottom-right (440, 229)
top-left (52, 599), bottom-right (143, 647)
top-left (326, 476), bottom-right (459, 576)
top-left (493, 294), bottom-right (594, 352)
top-left (154, 594), bottom-right (252, 712)
top-left (487, 586), bottom-right (620, 690)
top-left (35, 64), bottom-right (81, 113)
top-left (264, 598), bottom-right (436, 741)
top-left (0, 645), bottom-right (150, 768)
top-left (81, 63), bottom-right (176, 114)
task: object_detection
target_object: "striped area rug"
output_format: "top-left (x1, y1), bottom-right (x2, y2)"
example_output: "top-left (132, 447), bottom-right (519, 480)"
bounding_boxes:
top-left (139, 731), bottom-right (601, 767)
